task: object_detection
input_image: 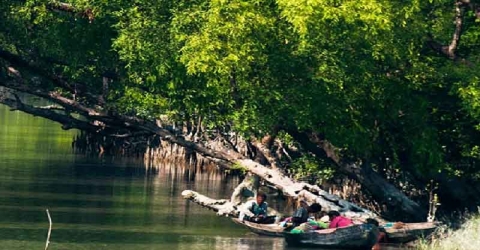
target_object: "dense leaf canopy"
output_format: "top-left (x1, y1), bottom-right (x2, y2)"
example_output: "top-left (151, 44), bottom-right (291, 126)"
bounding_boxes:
top-left (1, 0), bottom-right (479, 181)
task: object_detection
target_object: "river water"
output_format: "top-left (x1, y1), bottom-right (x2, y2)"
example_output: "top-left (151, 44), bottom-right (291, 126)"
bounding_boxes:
top-left (0, 105), bottom-right (405, 250)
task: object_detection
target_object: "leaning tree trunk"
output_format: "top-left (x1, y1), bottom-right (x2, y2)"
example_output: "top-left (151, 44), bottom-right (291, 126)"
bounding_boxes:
top-left (288, 129), bottom-right (427, 221)
top-left (230, 174), bottom-right (259, 205)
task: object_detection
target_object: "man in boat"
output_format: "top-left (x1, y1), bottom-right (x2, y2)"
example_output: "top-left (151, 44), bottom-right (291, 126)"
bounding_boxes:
top-left (239, 191), bottom-right (275, 224)
top-left (291, 200), bottom-right (323, 227)
top-left (327, 211), bottom-right (353, 228)
top-left (287, 200), bottom-right (326, 233)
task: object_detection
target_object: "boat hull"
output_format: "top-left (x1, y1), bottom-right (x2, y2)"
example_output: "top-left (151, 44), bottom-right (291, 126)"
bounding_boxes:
top-left (283, 224), bottom-right (379, 250)
top-left (232, 217), bottom-right (437, 245)
top-left (231, 218), bottom-right (285, 237)
top-left (383, 222), bottom-right (438, 243)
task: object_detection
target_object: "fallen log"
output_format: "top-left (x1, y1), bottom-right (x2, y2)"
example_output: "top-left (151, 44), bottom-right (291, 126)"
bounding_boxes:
top-left (182, 190), bottom-right (282, 218)
top-left (182, 167), bottom-right (379, 221)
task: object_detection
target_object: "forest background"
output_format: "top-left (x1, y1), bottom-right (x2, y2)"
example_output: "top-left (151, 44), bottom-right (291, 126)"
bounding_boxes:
top-left (1, 0), bottom-right (479, 223)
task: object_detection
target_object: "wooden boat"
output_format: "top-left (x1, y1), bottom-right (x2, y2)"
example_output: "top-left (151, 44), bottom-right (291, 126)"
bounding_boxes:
top-left (283, 224), bottom-right (379, 249)
top-left (382, 222), bottom-right (438, 243)
top-left (232, 217), bottom-right (437, 244)
top-left (231, 218), bottom-right (285, 236)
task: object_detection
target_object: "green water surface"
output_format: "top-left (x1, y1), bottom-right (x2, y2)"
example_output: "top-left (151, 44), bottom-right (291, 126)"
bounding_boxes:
top-left (0, 105), bottom-right (287, 250)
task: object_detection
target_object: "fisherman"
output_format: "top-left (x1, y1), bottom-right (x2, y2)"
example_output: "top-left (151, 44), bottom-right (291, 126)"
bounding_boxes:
top-left (291, 200), bottom-right (322, 227)
top-left (287, 200), bottom-right (326, 233)
top-left (239, 191), bottom-right (275, 224)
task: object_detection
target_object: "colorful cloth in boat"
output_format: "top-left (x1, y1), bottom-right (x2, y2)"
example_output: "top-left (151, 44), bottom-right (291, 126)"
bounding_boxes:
top-left (307, 219), bottom-right (328, 229)
top-left (290, 222), bottom-right (312, 234)
top-left (290, 228), bottom-right (304, 234)
top-left (289, 219), bottom-right (329, 234)
top-left (329, 216), bottom-right (353, 228)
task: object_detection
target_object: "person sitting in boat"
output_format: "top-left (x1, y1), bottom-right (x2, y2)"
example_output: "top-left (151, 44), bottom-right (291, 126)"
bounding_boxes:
top-left (291, 200), bottom-right (323, 227)
top-left (327, 211), bottom-right (353, 228)
top-left (288, 201), bottom-right (326, 233)
top-left (239, 191), bottom-right (275, 224)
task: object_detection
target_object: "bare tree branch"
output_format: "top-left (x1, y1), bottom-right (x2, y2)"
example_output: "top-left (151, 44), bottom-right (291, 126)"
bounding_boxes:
top-left (0, 72), bottom-right (385, 220)
top-left (46, 2), bottom-right (94, 22)
top-left (0, 96), bottom-right (103, 133)
top-left (427, 0), bottom-right (468, 61)
top-left (447, 1), bottom-right (465, 59)
top-left (0, 76), bottom-right (102, 116)
top-left (108, 131), bottom-right (152, 138)
top-left (35, 105), bottom-right (65, 111)
top-left (251, 137), bottom-right (282, 169)
top-left (182, 190), bottom-right (239, 216)
top-left (0, 87), bottom-right (391, 220)
top-left (0, 49), bottom-right (103, 104)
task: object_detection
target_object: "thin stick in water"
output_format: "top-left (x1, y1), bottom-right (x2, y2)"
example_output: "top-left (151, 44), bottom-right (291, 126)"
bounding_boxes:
top-left (45, 209), bottom-right (52, 250)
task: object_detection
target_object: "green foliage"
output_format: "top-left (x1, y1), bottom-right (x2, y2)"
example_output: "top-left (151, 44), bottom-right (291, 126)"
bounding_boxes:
top-left (1, 0), bottom-right (479, 181)
top-left (229, 162), bottom-right (248, 174)
top-left (110, 86), bottom-right (168, 118)
top-left (290, 155), bottom-right (335, 184)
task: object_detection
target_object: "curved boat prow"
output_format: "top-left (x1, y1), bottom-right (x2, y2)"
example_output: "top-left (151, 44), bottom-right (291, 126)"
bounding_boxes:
top-left (231, 218), bottom-right (285, 237)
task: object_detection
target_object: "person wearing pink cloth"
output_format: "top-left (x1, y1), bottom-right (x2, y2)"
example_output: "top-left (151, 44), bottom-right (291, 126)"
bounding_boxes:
top-left (327, 211), bottom-right (353, 228)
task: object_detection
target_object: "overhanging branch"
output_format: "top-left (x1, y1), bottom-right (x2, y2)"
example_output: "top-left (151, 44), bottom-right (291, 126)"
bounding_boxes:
top-left (0, 49), bottom-right (103, 104)
top-left (46, 2), bottom-right (94, 22)
top-left (0, 75), bottom-right (102, 116)
top-left (0, 96), bottom-right (102, 133)
top-left (35, 105), bottom-right (65, 111)
top-left (427, 0), bottom-right (466, 61)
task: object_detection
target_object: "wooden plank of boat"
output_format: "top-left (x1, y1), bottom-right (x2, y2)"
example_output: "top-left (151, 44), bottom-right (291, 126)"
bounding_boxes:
top-left (283, 224), bottom-right (379, 250)
top-left (383, 222), bottom-right (437, 243)
top-left (231, 218), bottom-right (285, 236)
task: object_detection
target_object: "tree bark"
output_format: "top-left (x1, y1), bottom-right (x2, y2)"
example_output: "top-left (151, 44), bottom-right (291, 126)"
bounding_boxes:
top-left (426, 0), bottom-right (472, 66)
top-left (182, 190), bottom-right (239, 217)
top-left (230, 174), bottom-right (259, 205)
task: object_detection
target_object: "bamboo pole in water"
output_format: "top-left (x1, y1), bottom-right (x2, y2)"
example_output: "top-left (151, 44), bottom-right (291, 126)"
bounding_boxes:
top-left (45, 209), bottom-right (52, 250)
